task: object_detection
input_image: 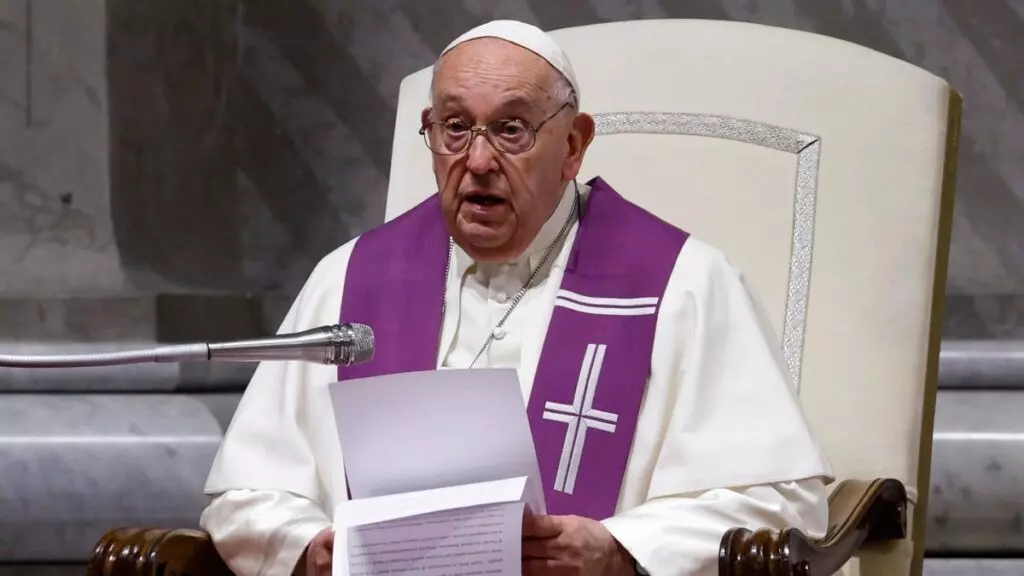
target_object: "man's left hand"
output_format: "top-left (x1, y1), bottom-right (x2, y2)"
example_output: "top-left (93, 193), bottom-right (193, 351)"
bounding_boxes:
top-left (522, 514), bottom-right (636, 575)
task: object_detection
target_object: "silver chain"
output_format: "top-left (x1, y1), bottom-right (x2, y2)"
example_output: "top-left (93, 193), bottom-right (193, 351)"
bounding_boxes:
top-left (441, 183), bottom-right (581, 368)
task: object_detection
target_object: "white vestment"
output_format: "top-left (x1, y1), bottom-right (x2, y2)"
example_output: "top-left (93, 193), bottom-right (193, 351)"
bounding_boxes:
top-left (200, 182), bottom-right (833, 576)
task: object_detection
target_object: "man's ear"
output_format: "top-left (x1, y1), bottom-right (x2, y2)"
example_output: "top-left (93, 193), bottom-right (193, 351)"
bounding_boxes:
top-left (563, 112), bottom-right (596, 181)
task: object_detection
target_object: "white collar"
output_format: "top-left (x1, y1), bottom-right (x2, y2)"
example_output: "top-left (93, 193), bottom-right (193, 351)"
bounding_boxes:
top-left (451, 181), bottom-right (579, 278)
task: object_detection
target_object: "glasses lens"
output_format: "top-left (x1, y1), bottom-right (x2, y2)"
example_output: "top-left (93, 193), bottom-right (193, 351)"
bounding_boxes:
top-left (488, 119), bottom-right (533, 154)
top-left (439, 119), bottom-right (473, 154)
top-left (423, 124), bottom-right (455, 154)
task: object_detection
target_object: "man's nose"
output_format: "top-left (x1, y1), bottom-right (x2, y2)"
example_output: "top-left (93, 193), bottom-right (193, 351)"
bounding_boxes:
top-left (465, 131), bottom-right (499, 174)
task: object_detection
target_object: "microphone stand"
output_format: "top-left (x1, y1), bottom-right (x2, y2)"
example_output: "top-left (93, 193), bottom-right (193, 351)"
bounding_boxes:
top-left (0, 323), bottom-right (375, 368)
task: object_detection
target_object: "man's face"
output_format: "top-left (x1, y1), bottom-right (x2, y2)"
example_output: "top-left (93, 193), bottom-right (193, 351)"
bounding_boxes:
top-left (424, 38), bottom-right (591, 262)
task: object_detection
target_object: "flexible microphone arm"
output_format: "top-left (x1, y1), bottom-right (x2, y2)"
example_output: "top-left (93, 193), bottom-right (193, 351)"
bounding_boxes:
top-left (0, 323), bottom-right (375, 368)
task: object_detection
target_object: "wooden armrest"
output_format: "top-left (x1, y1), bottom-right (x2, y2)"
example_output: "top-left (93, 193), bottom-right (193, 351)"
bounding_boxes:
top-left (718, 478), bottom-right (908, 576)
top-left (87, 527), bottom-right (233, 576)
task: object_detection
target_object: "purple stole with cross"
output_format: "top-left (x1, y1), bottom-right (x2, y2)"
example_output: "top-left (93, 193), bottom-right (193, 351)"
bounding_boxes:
top-left (336, 177), bottom-right (688, 520)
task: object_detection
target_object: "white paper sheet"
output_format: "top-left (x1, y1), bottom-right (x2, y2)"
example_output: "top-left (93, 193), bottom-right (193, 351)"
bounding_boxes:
top-left (334, 477), bottom-right (534, 528)
top-left (329, 368), bottom-right (546, 514)
top-left (332, 477), bottom-right (532, 576)
top-left (341, 501), bottom-right (524, 576)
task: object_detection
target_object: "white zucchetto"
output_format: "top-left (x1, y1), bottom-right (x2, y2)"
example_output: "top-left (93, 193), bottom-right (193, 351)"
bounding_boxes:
top-left (439, 20), bottom-right (581, 105)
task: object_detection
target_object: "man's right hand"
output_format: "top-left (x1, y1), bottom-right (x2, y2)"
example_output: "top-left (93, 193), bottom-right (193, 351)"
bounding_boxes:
top-left (296, 527), bottom-right (334, 576)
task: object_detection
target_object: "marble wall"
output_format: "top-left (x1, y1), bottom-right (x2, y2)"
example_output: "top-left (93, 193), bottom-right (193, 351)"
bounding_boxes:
top-left (0, 0), bottom-right (120, 296)
top-left (2, 0), bottom-right (1023, 344)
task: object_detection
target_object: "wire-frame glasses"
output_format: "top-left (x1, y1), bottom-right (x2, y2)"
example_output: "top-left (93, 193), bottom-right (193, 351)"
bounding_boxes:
top-left (419, 101), bottom-right (574, 156)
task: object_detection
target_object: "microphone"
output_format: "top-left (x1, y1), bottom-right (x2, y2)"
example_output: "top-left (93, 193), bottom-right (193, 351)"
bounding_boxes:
top-left (0, 323), bottom-right (375, 369)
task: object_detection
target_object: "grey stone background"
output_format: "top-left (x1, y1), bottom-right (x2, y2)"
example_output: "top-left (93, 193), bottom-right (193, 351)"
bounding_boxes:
top-left (0, 0), bottom-right (1022, 343)
top-left (0, 0), bottom-right (1022, 574)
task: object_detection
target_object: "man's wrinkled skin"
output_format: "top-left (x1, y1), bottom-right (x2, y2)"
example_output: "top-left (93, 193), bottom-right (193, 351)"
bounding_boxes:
top-left (295, 39), bottom-right (632, 576)
top-left (424, 37), bottom-right (596, 263)
top-left (522, 514), bottom-right (637, 576)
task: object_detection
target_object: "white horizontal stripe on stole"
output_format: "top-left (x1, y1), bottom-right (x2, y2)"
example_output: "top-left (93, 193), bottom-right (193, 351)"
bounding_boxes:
top-left (553, 289), bottom-right (659, 316)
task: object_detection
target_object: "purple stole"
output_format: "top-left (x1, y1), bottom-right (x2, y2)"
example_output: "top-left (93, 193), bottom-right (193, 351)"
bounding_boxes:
top-left (337, 177), bottom-right (688, 519)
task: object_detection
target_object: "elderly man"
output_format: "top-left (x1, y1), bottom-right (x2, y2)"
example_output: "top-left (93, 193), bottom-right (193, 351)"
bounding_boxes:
top-left (200, 20), bottom-right (832, 576)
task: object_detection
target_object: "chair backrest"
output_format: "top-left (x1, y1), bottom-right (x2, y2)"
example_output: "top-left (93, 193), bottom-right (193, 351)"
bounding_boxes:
top-left (386, 19), bottom-right (960, 576)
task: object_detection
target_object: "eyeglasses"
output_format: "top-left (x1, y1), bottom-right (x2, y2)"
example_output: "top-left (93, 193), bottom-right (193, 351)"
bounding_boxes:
top-left (419, 102), bottom-right (574, 156)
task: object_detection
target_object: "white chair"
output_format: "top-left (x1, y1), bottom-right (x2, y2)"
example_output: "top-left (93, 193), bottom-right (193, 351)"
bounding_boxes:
top-left (87, 18), bottom-right (961, 576)
top-left (386, 19), bottom-right (962, 576)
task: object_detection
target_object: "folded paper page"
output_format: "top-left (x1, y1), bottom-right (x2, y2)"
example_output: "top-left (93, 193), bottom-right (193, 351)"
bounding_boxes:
top-left (329, 367), bottom-right (546, 513)
top-left (332, 477), bottom-right (534, 576)
top-left (343, 501), bottom-right (524, 576)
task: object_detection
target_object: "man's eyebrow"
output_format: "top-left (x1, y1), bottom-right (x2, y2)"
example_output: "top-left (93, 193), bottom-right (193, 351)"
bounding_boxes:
top-left (494, 95), bottom-right (535, 114)
top-left (436, 92), bottom-right (463, 106)
top-left (495, 95), bottom-right (544, 115)
top-left (432, 91), bottom-right (540, 116)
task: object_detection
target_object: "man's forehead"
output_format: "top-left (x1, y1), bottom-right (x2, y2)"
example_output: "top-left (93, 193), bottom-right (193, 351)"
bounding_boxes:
top-left (434, 89), bottom-right (542, 113)
top-left (432, 19), bottom-right (581, 107)
top-left (433, 42), bottom-right (557, 107)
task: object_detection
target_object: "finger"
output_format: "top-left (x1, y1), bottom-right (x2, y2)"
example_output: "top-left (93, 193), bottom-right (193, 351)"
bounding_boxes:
top-left (521, 537), bottom-right (558, 559)
top-left (311, 547), bottom-right (332, 576)
top-left (522, 558), bottom-right (561, 576)
top-left (323, 529), bottom-right (335, 549)
top-left (523, 514), bottom-right (563, 538)
top-left (315, 538), bottom-right (333, 564)
top-left (314, 551), bottom-right (332, 570)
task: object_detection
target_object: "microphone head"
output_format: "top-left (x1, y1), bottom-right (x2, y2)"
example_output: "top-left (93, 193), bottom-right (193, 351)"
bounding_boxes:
top-left (347, 322), bottom-right (375, 365)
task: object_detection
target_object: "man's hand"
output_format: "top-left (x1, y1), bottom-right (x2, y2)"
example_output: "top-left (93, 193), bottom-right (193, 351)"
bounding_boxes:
top-left (522, 515), bottom-right (636, 575)
top-left (295, 527), bottom-right (333, 576)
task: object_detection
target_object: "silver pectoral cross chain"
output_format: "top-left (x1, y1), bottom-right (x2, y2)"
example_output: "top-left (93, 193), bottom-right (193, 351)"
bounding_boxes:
top-left (436, 183), bottom-right (616, 495)
top-left (442, 184), bottom-right (581, 369)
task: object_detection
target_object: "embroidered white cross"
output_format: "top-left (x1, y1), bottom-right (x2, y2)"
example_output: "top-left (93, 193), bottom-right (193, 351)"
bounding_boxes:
top-left (542, 343), bottom-right (618, 494)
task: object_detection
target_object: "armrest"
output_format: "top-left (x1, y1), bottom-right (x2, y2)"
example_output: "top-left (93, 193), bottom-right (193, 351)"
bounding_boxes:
top-left (87, 527), bottom-right (234, 576)
top-left (718, 478), bottom-right (908, 576)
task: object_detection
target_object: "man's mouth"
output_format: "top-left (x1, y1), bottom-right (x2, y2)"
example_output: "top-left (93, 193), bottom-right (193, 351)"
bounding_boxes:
top-left (465, 193), bottom-right (506, 207)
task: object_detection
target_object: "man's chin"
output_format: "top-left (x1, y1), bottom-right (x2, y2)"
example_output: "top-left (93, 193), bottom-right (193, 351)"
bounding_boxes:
top-left (455, 226), bottom-right (516, 259)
